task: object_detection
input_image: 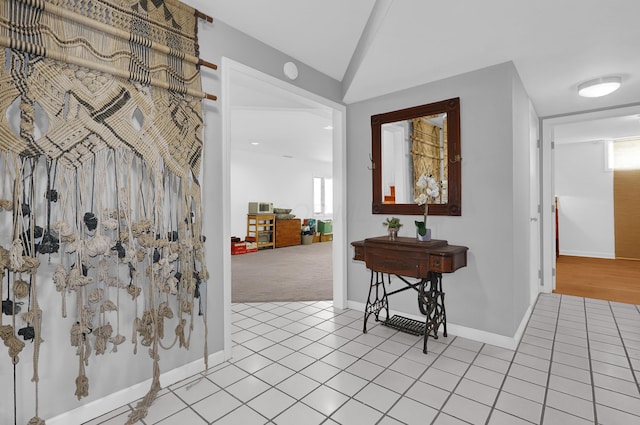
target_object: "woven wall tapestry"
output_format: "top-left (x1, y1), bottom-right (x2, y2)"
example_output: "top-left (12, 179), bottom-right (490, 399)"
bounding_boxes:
top-left (0, 1), bottom-right (212, 423)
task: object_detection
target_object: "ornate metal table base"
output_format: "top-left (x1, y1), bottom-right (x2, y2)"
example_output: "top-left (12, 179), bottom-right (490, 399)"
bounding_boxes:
top-left (363, 271), bottom-right (390, 333)
top-left (363, 270), bottom-right (447, 353)
top-left (418, 272), bottom-right (447, 353)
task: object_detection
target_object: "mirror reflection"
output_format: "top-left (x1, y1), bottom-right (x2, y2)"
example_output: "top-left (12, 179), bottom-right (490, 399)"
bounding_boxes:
top-left (381, 113), bottom-right (448, 205)
top-left (372, 97), bottom-right (461, 216)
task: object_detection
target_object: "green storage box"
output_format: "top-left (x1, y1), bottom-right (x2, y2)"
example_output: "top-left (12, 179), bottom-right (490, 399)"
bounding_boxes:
top-left (318, 220), bottom-right (333, 234)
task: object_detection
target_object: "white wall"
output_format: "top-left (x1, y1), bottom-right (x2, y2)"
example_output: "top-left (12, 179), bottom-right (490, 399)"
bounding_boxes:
top-left (230, 150), bottom-right (332, 238)
top-left (555, 141), bottom-right (615, 258)
top-left (347, 62), bottom-right (534, 341)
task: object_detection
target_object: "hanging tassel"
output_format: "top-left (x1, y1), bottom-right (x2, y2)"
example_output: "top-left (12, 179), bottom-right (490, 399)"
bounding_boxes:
top-left (111, 241), bottom-right (126, 258)
top-left (45, 189), bottom-right (58, 202)
top-left (75, 374), bottom-right (89, 400)
top-left (38, 231), bottom-right (60, 254)
top-left (0, 199), bottom-right (13, 211)
top-left (18, 326), bottom-right (35, 341)
top-left (83, 212), bottom-right (98, 231)
top-left (13, 279), bottom-right (30, 299)
top-left (9, 239), bottom-right (25, 271)
top-left (0, 324), bottom-right (25, 362)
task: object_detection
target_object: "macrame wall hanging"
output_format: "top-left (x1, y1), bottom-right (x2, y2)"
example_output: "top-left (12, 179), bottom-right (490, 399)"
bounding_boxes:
top-left (0, 1), bottom-right (216, 424)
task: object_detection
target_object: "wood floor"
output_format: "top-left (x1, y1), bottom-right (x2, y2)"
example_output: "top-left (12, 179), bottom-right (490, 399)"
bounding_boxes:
top-left (554, 255), bottom-right (640, 305)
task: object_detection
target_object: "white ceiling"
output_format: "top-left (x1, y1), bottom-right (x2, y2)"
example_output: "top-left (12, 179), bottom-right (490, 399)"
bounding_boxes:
top-left (184, 0), bottom-right (640, 155)
top-left (553, 111), bottom-right (640, 145)
top-left (229, 70), bottom-right (334, 162)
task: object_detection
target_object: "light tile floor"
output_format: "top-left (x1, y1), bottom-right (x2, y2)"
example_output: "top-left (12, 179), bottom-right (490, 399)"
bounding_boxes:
top-left (85, 293), bottom-right (640, 424)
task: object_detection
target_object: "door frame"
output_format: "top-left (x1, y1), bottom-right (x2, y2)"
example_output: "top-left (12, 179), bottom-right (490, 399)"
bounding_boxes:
top-left (540, 103), bottom-right (640, 294)
top-left (220, 58), bottom-right (347, 358)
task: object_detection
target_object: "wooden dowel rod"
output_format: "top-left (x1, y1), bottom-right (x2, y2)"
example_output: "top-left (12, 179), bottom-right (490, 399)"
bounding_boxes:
top-left (0, 35), bottom-right (215, 100)
top-left (205, 93), bottom-right (218, 101)
top-left (198, 59), bottom-right (218, 71)
top-left (196, 10), bottom-right (213, 23)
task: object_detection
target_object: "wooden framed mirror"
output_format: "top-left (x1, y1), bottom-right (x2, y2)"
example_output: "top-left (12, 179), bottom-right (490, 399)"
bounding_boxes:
top-left (371, 97), bottom-right (461, 216)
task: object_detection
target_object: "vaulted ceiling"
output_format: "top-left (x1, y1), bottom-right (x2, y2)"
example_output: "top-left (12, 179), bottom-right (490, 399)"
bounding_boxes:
top-left (187, 0), bottom-right (640, 117)
top-left (184, 0), bottom-right (640, 156)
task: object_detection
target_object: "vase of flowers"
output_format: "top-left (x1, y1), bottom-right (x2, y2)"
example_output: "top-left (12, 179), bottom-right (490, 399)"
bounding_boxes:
top-left (383, 217), bottom-right (402, 240)
top-left (414, 174), bottom-right (439, 241)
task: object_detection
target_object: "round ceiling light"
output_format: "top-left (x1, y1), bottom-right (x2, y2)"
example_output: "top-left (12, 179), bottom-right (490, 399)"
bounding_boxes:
top-left (577, 76), bottom-right (621, 98)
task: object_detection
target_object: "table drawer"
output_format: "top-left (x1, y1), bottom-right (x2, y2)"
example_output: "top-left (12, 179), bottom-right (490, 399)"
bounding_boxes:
top-left (365, 250), bottom-right (429, 278)
top-left (429, 255), bottom-right (452, 272)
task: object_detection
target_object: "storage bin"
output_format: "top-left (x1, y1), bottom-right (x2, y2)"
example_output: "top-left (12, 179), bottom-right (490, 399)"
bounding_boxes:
top-left (318, 220), bottom-right (333, 234)
top-left (320, 233), bottom-right (333, 242)
top-left (231, 242), bottom-right (246, 255)
top-left (301, 234), bottom-right (313, 245)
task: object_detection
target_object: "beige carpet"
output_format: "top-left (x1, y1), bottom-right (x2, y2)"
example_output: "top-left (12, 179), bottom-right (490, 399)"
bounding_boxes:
top-left (231, 241), bottom-right (333, 302)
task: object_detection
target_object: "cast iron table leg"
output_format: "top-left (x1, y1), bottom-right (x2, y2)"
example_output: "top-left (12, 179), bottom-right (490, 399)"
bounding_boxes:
top-left (418, 272), bottom-right (447, 353)
top-left (363, 271), bottom-right (389, 333)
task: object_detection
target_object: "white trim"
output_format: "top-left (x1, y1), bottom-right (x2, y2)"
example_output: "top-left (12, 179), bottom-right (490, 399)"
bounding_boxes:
top-left (347, 301), bottom-right (534, 351)
top-left (332, 106), bottom-right (348, 309)
top-left (221, 57), bottom-right (233, 360)
top-left (46, 351), bottom-right (225, 425)
top-left (221, 58), bottom-right (348, 357)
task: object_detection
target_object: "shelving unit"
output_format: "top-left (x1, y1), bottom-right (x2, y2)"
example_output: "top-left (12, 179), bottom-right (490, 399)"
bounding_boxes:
top-left (246, 214), bottom-right (276, 249)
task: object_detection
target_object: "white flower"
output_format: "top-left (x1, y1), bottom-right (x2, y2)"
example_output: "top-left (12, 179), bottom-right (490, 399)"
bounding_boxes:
top-left (415, 174), bottom-right (440, 202)
top-left (414, 193), bottom-right (428, 206)
top-left (416, 175), bottom-right (429, 189)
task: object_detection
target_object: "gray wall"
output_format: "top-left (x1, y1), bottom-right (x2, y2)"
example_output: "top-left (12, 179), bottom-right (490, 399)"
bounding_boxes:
top-left (346, 62), bottom-right (532, 338)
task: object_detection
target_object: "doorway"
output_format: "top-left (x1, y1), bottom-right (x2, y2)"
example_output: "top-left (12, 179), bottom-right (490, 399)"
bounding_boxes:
top-left (541, 104), bottom-right (640, 300)
top-left (220, 59), bottom-right (347, 357)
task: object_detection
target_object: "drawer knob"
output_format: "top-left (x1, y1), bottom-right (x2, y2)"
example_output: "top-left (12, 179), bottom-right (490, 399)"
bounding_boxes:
top-left (433, 259), bottom-right (440, 267)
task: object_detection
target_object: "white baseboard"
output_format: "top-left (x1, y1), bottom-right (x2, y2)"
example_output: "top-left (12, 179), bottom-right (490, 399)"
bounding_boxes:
top-left (347, 300), bottom-right (534, 351)
top-left (47, 350), bottom-right (225, 425)
top-left (559, 250), bottom-right (615, 259)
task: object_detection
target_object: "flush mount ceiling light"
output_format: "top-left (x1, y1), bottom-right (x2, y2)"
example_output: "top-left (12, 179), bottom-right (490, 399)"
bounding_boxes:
top-left (578, 76), bottom-right (621, 98)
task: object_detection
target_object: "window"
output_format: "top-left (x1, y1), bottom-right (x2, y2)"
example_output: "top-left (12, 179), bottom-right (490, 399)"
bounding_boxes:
top-left (612, 139), bottom-right (640, 170)
top-left (313, 177), bottom-right (333, 214)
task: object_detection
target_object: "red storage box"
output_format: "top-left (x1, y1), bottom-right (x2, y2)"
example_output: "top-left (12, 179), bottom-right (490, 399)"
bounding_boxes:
top-left (231, 242), bottom-right (247, 255)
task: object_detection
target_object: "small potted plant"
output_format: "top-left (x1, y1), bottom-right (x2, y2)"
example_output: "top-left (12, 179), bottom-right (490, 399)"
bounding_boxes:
top-left (383, 217), bottom-right (402, 240)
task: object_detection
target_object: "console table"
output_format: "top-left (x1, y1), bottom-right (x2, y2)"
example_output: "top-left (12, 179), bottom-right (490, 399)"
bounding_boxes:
top-left (351, 236), bottom-right (468, 353)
